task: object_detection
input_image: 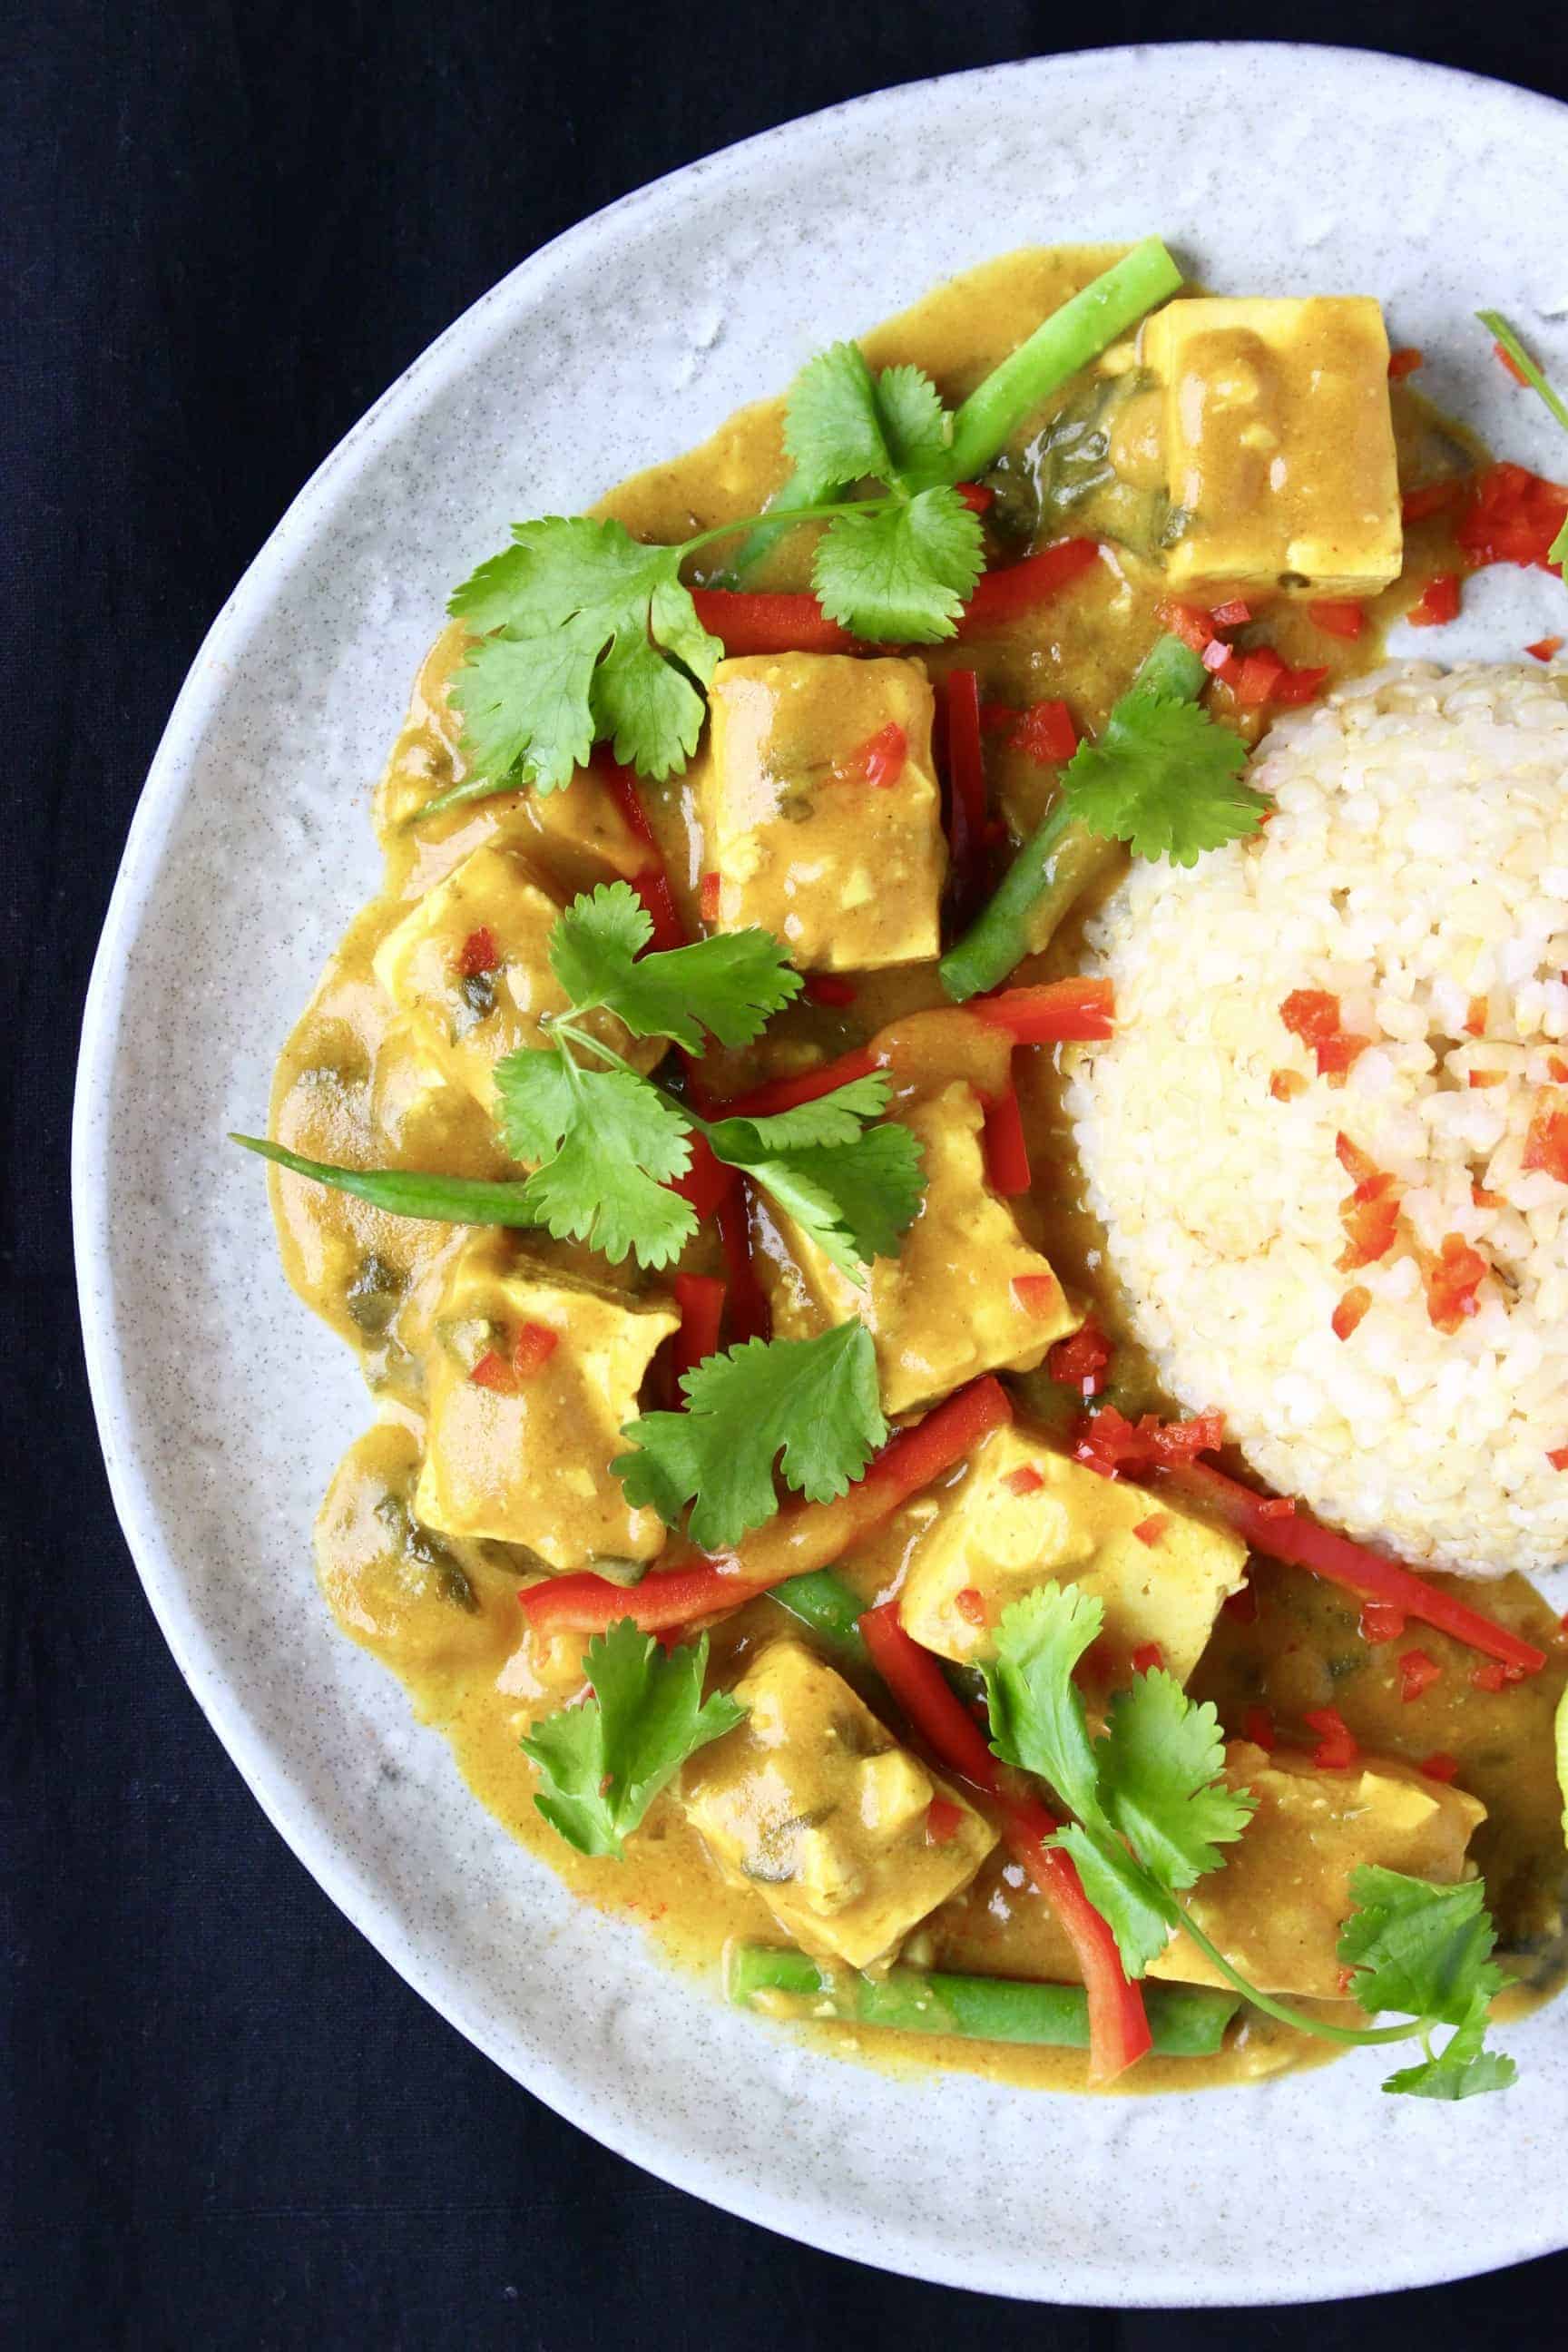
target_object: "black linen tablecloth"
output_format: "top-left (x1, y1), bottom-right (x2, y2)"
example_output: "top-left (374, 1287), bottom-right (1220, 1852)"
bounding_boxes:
top-left (6, 5), bottom-right (1567, 2343)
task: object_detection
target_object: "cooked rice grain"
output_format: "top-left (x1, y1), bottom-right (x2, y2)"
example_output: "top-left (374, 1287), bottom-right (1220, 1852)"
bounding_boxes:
top-left (1066, 661), bottom-right (1568, 1578)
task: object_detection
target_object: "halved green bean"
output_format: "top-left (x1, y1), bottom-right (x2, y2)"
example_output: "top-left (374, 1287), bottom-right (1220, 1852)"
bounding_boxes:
top-left (943, 236), bottom-right (1182, 486)
top-left (727, 1945), bottom-right (1239, 2058)
top-left (231, 1134), bottom-right (544, 1227)
top-left (938, 632), bottom-right (1206, 1004)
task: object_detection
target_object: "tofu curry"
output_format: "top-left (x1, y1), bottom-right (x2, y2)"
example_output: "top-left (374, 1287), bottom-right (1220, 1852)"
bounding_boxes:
top-left (251, 242), bottom-right (1568, 2099)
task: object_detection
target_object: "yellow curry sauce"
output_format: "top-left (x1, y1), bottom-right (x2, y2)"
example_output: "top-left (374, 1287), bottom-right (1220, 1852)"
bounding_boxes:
top-left (268, 245), bottom-right (1566, 2094)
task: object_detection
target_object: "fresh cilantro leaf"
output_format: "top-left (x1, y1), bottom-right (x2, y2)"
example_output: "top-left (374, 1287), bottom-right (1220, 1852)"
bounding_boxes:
top-left (1053, 1821), bottom-right (1179, 1978)
top-left (784, 342), bottom-right (895, 500)
top-left (446, 516), bottom-right (721, 791)
top-left (493, 1045), bottom-right (696, 1269)
top-left (521, 1622), bottom-right (745, 1859)
top-left (1059, 691), bottom-right (1269, 866)
top-left (813, 486), bottom-right (985, 643)
top-left (1337, 1866), bottom-right (1515, 2100)
top-left (783, 348), bottom-right (954, 500)
top-left (703, 1081), bottom-right (926, 1279)
top-left (548, 882), bottom-right (801, 1051)
top-left (704, 1073), bottom-right (893, 1152)
top-left (614, 1322), bottom-right (886, 1551)
top-left (982, 1582), bottom-right (1106, 1828)
top-left (1338, 1866), bottom-right (1504, 2028)
top-left (1098, 1671), bottom-right (1256, 1893)
top-left (875, 365), bottom-right (951, 482)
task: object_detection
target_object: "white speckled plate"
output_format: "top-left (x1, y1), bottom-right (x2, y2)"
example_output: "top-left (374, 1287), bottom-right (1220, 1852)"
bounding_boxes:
top-left (74, 44), bottom-right (1568, 2306)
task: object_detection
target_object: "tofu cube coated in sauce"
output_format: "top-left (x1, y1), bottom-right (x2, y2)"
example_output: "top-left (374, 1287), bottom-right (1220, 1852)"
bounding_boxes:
top-left (414, 1234), bottom-right (678, 1572)
top-left (768, 1080), bottom-right (1078, 1414)
top-left (699, 653), bottom-right (946, 971)
top-left (681, 1639), bottom-right (995, 1968)
top-left (896, 1424), bottom-right (1249, 1678)
top-left (1142, 296), bottom-right (1402, 598)
top-left (372, 843), bottom-right (661, 1114)
top-left (1147, 1741), bottom-right (1486, 2002)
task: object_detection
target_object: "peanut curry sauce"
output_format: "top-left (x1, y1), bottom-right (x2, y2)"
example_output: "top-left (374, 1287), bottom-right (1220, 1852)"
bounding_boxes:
top-left (270, 245), bottom-right (1566, 2096)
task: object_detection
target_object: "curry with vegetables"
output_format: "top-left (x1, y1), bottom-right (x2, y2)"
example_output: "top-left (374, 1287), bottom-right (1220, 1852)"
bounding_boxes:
top-left (245, 241), bottom-right (1568, 2099)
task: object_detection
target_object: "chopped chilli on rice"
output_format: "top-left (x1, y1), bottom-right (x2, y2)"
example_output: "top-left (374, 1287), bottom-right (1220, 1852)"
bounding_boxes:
top-left (1068, 662), bottom-right (1568, 1579)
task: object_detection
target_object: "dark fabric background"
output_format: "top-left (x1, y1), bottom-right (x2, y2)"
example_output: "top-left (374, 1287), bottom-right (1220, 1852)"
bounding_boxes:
top-left (5, 5), bottom-right (1567, 2344)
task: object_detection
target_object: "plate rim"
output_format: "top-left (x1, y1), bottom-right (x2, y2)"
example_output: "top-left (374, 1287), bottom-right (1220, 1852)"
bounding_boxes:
top-left (74, 41), bottom-right (1568, 2306)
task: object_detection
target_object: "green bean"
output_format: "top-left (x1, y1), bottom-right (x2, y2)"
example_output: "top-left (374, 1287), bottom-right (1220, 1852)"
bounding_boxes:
top-left (727, 1945), bottom-right (1239, 2057)
top-left (768, 1568), bottom-right (869, 1663)
top-left (230, 1134), bottom-right (544, 1228)
top-left (938, 632), bottom-right (1206, 1004)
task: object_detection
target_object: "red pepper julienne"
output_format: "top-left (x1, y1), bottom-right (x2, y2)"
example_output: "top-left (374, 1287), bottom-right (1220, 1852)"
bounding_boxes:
top-left (858, 1602), bottom-right (1152, 2085)
top-left (517, 1377), bottom-right (1014, 1639)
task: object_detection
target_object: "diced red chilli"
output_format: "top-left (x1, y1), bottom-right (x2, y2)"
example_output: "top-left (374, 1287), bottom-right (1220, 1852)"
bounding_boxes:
top-left (1012, 1273), bottom-right (1061, 1317)
top-left (1398, 1648), bottom-right (1443, 1702)
top-left (1420, 1752), bottom-right (1461, 1783)
top-left (925, 1795), bottom-right (966, 1844)
top-left (1332, 1286), bottom-right (1371, 1341)
top-left (1523, 1094), bottom-right (1568, 1181)
top-left (1359, 1602), bottom-right (1406, 1644)
top-left (1493, 340), bottom-right (1532, 387)
top-left (1006, 1465), bottom-right (1044, 1496)
top-left (1457, 461), bottom-right (1568, 572)
top-left (1008, 699), bottom-right (1078, 765)
top-left (1201, 639), bottom-right (1235, 675)
top-left (1526, 636), bottom-right (1564, 662)
top-left (1387, 348), bottom-right (1424, 378)
top-left (1159, 600), bottom-right (1218, 652)
top-left (1046, 1318), bottom-right (1113, 1396)
top-left (1132, 1515), bottom-right (1167, 1547)
top-left (1241, 1705), bottom-right (1276, 1751)
top-left (1132, 1642), bottom-right (1163, 1675)
top-left (700, 871), bottom-right (721, 924)
top-left (1305, 1707), bottom-right (1358, 1770)
top-left (955, 1587), bottom-right (988, 1628)
top-left (1470, 1661), bottom-right (1511, 1693)
top-left (457, 926), bottom-right (499, 978)
top-left (1407, 573), bottom-right (1461, 628)
top-left (1548, 1446), bottom-right (1568, 1471)
top-left (956, 482), bottom-right (995, 514)
top-left (1271, 1068), bottom-right (1308, 1102)
top-left (1308, 601), bottom-right (1366, 641)
top-left (1420, 1233), bottom-right (1488, 1333)
top-left (1550, 1057), bottom-right (1568, 1084)
top-left (1465, 995), bottom-right (1488, 1036)
top-left (1210, 599), bottom-right (1252, 628)
top-left (469, 1351), bottom-right (515, 1393)
top-left (514, 1322), bottom-right (560, 1377)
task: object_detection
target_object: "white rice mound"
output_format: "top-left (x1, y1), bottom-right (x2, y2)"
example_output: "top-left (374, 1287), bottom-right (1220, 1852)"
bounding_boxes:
top-left (1066, 660), bottom-right (1568, 1580)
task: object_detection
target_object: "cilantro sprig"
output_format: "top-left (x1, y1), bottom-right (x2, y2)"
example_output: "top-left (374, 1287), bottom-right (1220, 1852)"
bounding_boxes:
top-left (421, 362), bottom-right (994, 818)
top-left (615, 1321), bottom-right (886, 1551)
top-left (234, 885), bottom-right (928, 1275)
top-left (521, 1621), bottom-right (745, 1859)
top-left (983, 1583), bottom-right (1517, 2100)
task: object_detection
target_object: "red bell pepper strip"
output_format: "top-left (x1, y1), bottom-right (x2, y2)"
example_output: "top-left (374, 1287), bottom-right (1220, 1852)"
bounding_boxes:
top-left (956, 539), bottom-right (1101, 635)
top-left (858, 1602), bottom-right (1152, 2085)
top-left (716, 1047), bottom-right (881, 1122)
top-left (968, 977), bottom-right (1116, 1044)
top-left (690, 588), bottom-right (861, 655)
top-left (942, 669), bottom-right (988, 915)
top-left (669, 1132), bottom-right (737, 1225)
top-left (1156, 1458), bottom-right (1546, 1677)
top-left (518, 1377), bottom-right (1014, 1640)
top-left (980, 1083), bottom-right (1031, 1195)
top-left (715, 1184), bottom-right (770, 1346)
top-left (669, 1272), bottom-right (726, 1395)
top-left (601, 756), bottom-right (689, 951)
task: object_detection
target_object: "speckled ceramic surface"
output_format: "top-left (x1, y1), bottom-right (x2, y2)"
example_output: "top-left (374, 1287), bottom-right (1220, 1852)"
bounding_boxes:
top-left (75, 45), bottom-right (1568, 2305)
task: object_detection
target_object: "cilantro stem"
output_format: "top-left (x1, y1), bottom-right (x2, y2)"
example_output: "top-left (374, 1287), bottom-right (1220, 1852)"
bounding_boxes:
top-left (1168, 1909), bottom-right (1421, 2049)
top-left (939, 632), bottom-right (1206, 1003)
top-left (1476, 311), bottom-right (1568, 436)
top-left (230, 1134), bottom-right (545, 1227)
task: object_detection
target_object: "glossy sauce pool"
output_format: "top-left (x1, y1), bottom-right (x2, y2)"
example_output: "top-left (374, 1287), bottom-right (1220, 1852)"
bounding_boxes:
top-left (270, 245), bottom-right (1565, 2094)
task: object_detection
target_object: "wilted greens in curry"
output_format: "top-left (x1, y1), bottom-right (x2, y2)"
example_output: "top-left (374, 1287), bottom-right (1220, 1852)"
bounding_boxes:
top-left (248, 242), bottom-right (1568, 2100)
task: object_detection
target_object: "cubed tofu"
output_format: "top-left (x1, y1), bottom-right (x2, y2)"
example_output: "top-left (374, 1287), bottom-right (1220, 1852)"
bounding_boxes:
top-left (372, 844), bottom-right (660, 1113)
top-left (700, 653), bottom-right (946, 971)
top-left (1148, 1740), bottom-right (1486, 2001)
top-left (1141, 297), bottom-right (1401, 598)
top-left (681, 1639), bottom-right (995, 1967)
top-left (768, 1080), bottom-right (1077, 1414)
top-left (414, 1233), bottom-right (678, 1571)
top-left (896, 1423), bottom-right (1248, 1679)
